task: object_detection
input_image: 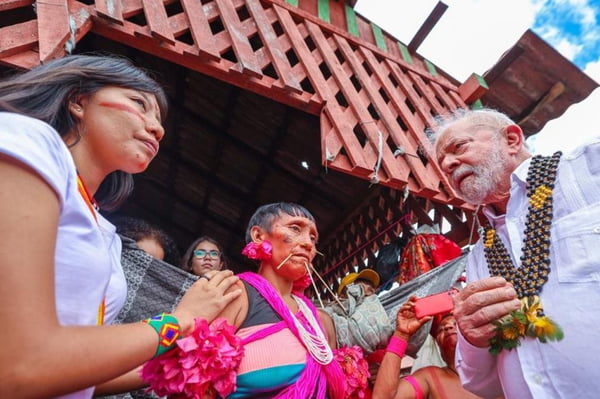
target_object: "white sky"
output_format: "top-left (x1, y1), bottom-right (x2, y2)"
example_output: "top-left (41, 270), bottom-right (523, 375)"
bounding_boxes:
top-left (355, 0), bottom-right (600, 155)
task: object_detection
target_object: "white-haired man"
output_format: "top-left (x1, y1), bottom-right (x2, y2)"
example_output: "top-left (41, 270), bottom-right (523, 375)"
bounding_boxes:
top-left (431, 108), bottom-right (600, 398)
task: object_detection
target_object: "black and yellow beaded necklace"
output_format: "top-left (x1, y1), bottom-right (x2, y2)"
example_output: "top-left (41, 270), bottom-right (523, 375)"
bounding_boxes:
top-left (482, 152), bottom-right (564, 355)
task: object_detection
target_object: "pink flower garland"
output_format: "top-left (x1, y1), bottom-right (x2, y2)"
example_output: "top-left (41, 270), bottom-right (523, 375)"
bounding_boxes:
top-left (333, 346), bottom-right (371, 399)
top-left (241, 240), bottom-right (273, 261)
top-left (141, 318), bottom-right (244, 399)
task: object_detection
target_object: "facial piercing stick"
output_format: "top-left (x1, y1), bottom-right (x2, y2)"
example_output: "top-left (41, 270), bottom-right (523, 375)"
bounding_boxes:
top-left (308, 263), bottom-right (347, 314)
top-left (276, 252), bottom-right (295, 270)
top-left (304, 261), bottom-right (326, 309)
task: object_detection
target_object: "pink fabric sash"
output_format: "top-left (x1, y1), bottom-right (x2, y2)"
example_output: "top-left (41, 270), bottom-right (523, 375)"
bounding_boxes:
top-left (239, 272), bottom-right (345, 399)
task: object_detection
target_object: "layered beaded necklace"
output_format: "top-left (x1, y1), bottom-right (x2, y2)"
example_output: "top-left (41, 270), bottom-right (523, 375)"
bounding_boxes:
top-left (291, 295), bottom-right (333, 365)
top-left (482, 152), bottom-right (564, 355)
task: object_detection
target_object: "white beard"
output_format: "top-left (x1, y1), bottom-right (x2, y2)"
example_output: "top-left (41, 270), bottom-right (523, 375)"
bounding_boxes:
top-left (453, 145), bottom-right (508, 204)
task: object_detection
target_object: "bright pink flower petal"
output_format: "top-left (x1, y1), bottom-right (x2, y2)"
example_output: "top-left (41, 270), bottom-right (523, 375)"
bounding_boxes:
top-left (141, 317), bottom-right (244, 398)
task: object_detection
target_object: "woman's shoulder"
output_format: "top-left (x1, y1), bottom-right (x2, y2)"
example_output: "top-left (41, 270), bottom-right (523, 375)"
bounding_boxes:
top-left (0, 112), bottom-right (58, 135)
top-left (0, 112), bottom-right (73, 197)
top-left (0, 112), bottom-right (66, 154)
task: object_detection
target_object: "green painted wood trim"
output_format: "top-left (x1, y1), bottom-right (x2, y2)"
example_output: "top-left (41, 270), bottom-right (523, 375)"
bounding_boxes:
top-left (345, 5), bottom-right (359, 37)
top-left (285, 0), bottom-right (298, 6)
top-left (371, 23), bottom-right (387, 51)
top-left (317, 0), bottom-right (330, 23)
top-left (470, 99), bottom-right (483, 109)
top-left (474, 73), bottom-right (489, 89)
top-left (424, 59), bottom-right (438, 76)
top-left (397, 42), bottom-right (413, 64)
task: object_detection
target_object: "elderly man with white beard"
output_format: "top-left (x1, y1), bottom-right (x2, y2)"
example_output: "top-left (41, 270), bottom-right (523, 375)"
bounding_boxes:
top-left (430, 108), bottom-right (600, 399)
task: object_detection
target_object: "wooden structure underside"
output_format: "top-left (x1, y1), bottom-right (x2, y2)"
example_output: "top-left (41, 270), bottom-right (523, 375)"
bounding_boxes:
top-left (0, 0), bottom-right (596, 294)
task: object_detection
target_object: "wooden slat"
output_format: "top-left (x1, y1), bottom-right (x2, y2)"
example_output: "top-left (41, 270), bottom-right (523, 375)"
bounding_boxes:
top-left (370, 22), bottom-right (386, 51)
top-left (397, 41), bottom-right (412, 64)
top-left (424, 58), bottom-right (438, 76)
top-left (385, 60), bottom-right (462, 201)
top-left (0, 50), bottom-right (40, 69)
top-left (215, 0), bottom-right (262, 78)
top-left (430, 81), bottom-right (461, 110)
top-left (360, 47), bottom-right (454, 196)
top-left (0, 20), bottom-right (38, 58)
top-left (458, 73), bottom-right (489, 104)
top-left (141, 0), bottom-right (175, 44)
top-left (344, 4), bottom-right (358, 37)
top-left (0, 0), bottom-right (32, 11)
top-left (244, 0), bottom-right (302, 93)
top-left (307, 21), bottom-right (405, 184)
top-left (407, 0), bottom-right (447, 53)
top-left (337, 39), bottom-right (440, 195)
top-left (273, 4), bottom-right (371, 174)
top-left (95, 0), bottom-right (124, 25)
top-left (317, 0), bottom-right (329, 23)
top-left (37, 0), bottom-right (70, 62)
top-left (333, 35), bottom-right (415, 186)
top-left (180, 0), bottom-right (221, 61)
top-left (361, 48), bottom-right (427, 148)
top-left (408, 70), bottom-right (447, 115)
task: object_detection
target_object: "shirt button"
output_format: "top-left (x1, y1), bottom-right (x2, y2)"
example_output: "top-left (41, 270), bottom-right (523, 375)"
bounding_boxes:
top-left (532, 374), bottom-right (543, 385)
top-left (594, 226), bottom-right (600, 233)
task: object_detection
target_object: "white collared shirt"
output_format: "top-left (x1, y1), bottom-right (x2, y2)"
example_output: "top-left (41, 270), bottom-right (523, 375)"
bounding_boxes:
top-left (456, 137), bottom-right (600, 399)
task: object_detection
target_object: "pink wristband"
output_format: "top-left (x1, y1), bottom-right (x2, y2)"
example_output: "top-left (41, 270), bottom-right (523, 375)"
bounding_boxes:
top-left (386, 336), bottom-right (408, 357)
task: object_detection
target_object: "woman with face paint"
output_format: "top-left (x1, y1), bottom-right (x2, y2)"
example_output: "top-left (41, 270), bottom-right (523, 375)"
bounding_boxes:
top-left (0, 55), bottom-right (241, 398)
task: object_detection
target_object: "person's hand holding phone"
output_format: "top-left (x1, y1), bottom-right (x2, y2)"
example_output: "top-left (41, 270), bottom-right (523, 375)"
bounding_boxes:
top-left (414, 290), bottom-right (456, 319)
top-left (394, 295), bottom-right (432, 340)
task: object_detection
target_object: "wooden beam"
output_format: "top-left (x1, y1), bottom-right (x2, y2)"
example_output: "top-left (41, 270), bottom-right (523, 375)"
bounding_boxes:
top-left (483, 45), bottom-right (524, 85)
top-left (95, 0), bottom-right (124, 25)
top-left (141, 0), bottom-right (175, 44)
top-left (37, 0), bottom-right (70, 62)
top-left (0, 20), bottom-right (38, 58)
top-left (458, 73), bottom-right (489, 104)
top-left (214, 0), bottom-right (263, 78)
top-left (180, 0), bottom-right (221, 61)
top-left (244, 0), bottom-right (302, 93)
top-left (0, 0), bottom-right (32, 11)
top-left (517, 81), bottom-right (565, 127)
top-left (408, 1), bottom-right (447, 53)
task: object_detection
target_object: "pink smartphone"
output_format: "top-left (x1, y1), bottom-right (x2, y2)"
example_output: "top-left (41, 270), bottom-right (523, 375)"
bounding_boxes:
top-left (414, 290), bottom-right (456, 319)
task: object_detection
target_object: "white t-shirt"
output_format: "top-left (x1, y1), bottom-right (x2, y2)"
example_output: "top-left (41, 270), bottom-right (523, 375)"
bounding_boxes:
top-left (0, 112), bottom-right (126, 398)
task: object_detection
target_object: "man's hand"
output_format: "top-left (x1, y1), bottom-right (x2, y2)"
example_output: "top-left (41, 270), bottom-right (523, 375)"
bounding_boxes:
top-left (453, 276), bottom-right (521, 347)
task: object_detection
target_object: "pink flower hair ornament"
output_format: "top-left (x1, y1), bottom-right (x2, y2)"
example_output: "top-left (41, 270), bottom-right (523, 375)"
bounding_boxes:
top-left (241, 240), bottom-right (273, 261)
top-left (141, 317), bottom-right (244, 399)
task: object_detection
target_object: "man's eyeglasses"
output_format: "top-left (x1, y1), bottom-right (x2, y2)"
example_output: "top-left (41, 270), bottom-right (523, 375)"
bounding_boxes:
top-left (193, 249), bottom-right (220, 259)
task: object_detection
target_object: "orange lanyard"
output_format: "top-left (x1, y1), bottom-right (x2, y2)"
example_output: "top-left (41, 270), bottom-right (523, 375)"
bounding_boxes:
top-left (76, 175), bottom-right (105, 325)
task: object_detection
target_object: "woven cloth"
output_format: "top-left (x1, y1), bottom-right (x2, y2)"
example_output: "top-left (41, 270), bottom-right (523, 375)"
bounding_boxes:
top-left (379, 252), bottom-right (467, 357)
top-left (100, 236), bottom-right (198, 399)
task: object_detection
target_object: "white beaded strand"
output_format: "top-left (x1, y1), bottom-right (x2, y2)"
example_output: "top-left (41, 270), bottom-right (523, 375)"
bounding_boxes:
top-left (291, 295), bottom-right (333, 365)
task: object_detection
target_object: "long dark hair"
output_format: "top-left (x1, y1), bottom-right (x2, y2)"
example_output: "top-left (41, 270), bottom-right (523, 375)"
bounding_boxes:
top-left (181, 235), bottom-right (228, 272)
top-left (0, 54), bottom-right (168, 210)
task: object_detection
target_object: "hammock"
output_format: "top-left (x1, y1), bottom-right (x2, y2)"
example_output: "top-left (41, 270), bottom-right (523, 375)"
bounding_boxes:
top-left (378, 252), bottom-right (467, 356)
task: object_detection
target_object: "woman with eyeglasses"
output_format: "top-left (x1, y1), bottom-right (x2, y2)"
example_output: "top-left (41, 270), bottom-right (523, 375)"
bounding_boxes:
top-left (181, 236), bottom-right (228, 276)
